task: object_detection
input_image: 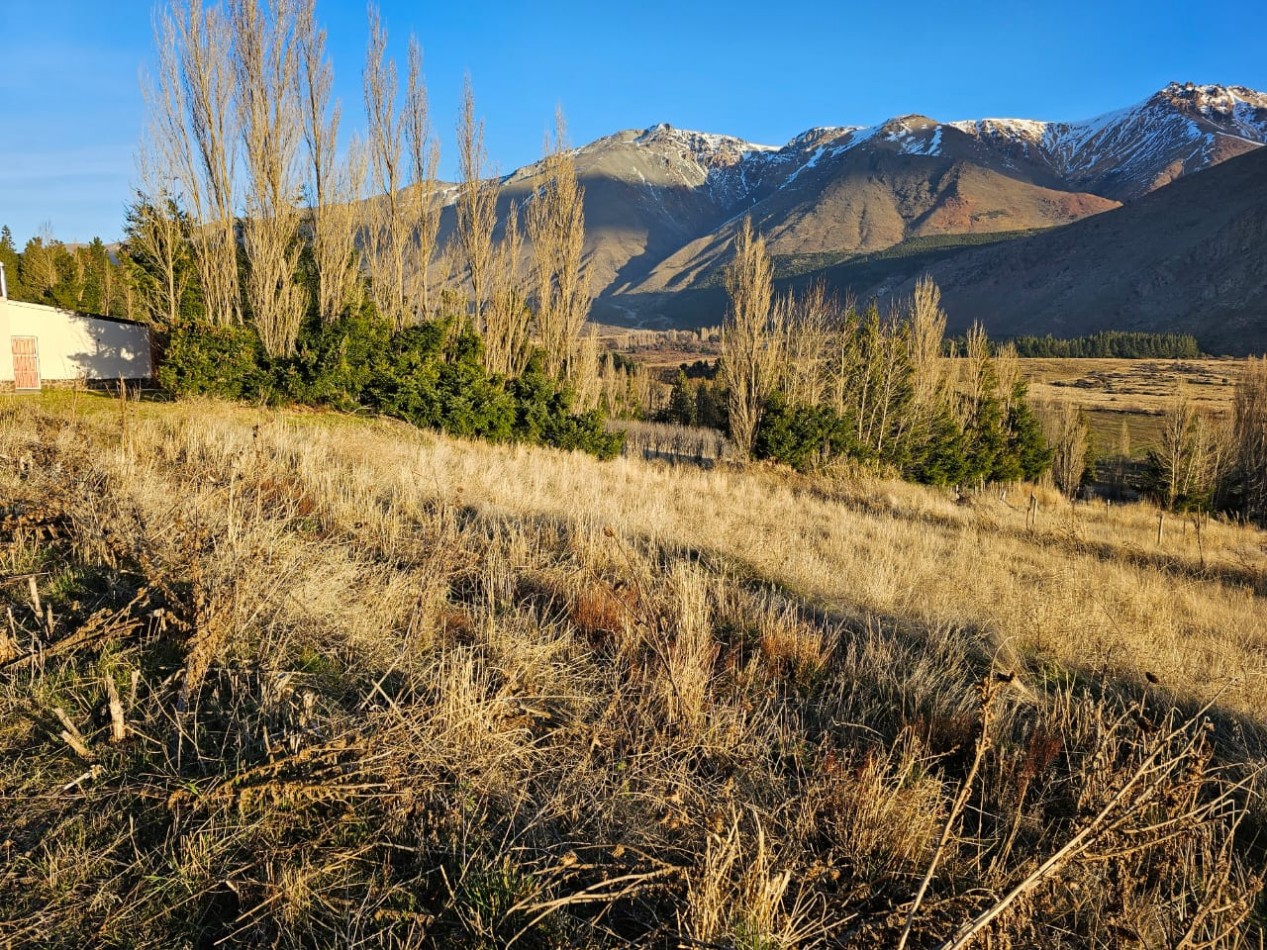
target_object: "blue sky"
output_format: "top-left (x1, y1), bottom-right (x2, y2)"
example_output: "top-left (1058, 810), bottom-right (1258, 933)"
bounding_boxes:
top-left (2, 0), bottom-right (1265, 245)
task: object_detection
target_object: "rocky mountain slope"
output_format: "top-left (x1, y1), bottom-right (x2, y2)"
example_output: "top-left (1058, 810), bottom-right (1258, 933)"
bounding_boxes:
top-left (618, 116), bottom-right (1121, 301)
top-left (504, 125), bottom-right (778, 299)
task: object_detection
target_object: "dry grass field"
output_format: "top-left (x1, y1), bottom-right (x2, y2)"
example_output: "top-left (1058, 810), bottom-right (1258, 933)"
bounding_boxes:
top-left (1020, 358), bottom-right (1244, 456)
top-left (2, 391), bottom-right (1265, 947)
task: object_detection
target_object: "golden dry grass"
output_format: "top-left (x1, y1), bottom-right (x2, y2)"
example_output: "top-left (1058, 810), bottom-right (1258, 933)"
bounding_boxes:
top-left (1, 391), bottom-right (1264, 947)
top-left (1021, 357), bottom-right (1241, 412)
top-left (1021, 357), bottom-right (1244, 455)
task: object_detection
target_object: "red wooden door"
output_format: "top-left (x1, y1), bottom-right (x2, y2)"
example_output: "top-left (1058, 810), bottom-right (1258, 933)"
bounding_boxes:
top-left (11, 336), bottom-right (40, 391)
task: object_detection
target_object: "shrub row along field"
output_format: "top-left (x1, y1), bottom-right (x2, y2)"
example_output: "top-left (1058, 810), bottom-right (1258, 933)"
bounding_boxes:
top-left (2, 394), bottom-right (1265, 948)
top-left (160, 315), bottom-right (625, 460)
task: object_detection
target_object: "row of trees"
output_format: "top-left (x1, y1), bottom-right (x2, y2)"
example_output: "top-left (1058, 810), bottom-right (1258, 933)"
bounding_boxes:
top-left (133, 0), bottom-right (596, 398)
top-left (1145, 358), bottom-right (1267, 526)
top-left (716, 220), bottom-right (1051, 485)
top-left (0, 227), bottom-right (134, 318)
top-left (98, 0), bottom-right (634, 457)
top-left (1003, 331), bottom-right (1203, 359)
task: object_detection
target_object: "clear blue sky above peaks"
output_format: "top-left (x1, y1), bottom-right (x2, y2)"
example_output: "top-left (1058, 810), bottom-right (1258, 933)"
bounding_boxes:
top-left (2, 0), bottom-right (1265, 245)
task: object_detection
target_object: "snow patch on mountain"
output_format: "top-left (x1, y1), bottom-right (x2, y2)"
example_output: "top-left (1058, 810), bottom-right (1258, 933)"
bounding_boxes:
top-left (941, 84), bottom-right (1266, 195)
top-left (835, 124), bottom-right (882, 154)
top-left (633, 124), bottom-right (778, 164)
top-left (891, 124), bottom-right (943, 156)
top-left (784, 145), bottom-right (828, 185)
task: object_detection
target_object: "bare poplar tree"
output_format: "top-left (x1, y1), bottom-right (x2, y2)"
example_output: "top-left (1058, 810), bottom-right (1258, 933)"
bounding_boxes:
top-left (481, 203), bottom-right (533, 376)
top-left (1152, 395), bottom-right (1224, 512)
top-left (1154, 396), bottom-right (1197, 510)
top-left (572, 327), bottom-right (602, 411)
top-left (332, 138), bottom-right (369, 315)
top-left (907, 275), bottom-right (948, 414)
top-left (296, 0), bottom-right (361, 323)
top-left (363, 6), bottom-right (410, 328)
top-left (1042, 403), bottom-right (1089, 498)
top-left (456, 76), bottom-right (499, 327)
top-left (862, 313), bottom-right (908, 458)
top-left (129, 148), bottom-right (193, 327)
top-left (721, 217), bottom-right (778, 459)
top-left (782, 282), bottom-right (831, 407)
top-left (233, 0), bottom-right (307, 356)
top-left (148, 0), bottom-right (241, 326)
top-left (1232, 357), bottom-right (1267, 525)
top-left (404, 36), bottom-right (441, 320)
top-left (961, 321), bottom-right (991, 422)
top-left (598, 352), bottom-right (653, 419)
top-left (1112, 416), bottom-right (1133, 495)
top-left (993, 342), bottom-right (1021, 414)
top-left (879, 275), bottom-right (951, 450)
top-left (431, 241), bottom-right (460, 308)
top-left (526, 109), bottom-right (589, 381)
top-left (824, 294), bottom-right (861, 413)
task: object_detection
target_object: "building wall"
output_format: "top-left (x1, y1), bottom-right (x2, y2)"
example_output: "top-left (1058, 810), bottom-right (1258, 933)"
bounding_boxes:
top-left (1, 299), bottom-right (153, 383)
top-left (0, 298), bottom-right (13, 382)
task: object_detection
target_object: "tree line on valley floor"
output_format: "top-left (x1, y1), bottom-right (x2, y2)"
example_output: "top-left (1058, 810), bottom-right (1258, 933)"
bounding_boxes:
top-left (655, 221), bottom-right (1267, 525)
top-left (997, 331), bottom-right (1203, 359)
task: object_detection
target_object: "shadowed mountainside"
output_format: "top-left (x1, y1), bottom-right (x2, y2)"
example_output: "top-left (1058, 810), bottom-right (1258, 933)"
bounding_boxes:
top-left (884, 145), bottom-right (1267, 354)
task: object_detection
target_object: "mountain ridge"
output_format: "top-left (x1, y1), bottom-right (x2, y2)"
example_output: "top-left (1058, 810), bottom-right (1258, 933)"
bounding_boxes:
top-left (436, 82), bottom-right (1267, 340)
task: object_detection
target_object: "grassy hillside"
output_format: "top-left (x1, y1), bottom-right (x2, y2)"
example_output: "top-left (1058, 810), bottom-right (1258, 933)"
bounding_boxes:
top-left (774, 229), bottom-right (1051, 282)
top-left (2, 393), bottom-right (1265, 947)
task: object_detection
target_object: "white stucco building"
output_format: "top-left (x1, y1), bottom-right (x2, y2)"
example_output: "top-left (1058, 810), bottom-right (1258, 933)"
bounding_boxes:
top-left (1, 283), bottom-right (154, 392)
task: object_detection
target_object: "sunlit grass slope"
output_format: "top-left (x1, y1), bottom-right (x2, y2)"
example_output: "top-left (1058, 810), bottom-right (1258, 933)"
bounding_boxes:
top-left (2, 393), bottom-right (1264, 947)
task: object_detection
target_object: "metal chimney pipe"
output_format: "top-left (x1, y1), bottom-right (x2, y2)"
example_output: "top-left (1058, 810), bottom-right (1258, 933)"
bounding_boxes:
top-left (0, 261), bottom-right (7, 299)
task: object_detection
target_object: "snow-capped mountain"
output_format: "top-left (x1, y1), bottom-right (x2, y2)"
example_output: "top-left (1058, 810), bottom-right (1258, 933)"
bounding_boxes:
top-left (950, 83), bottom-right (1267, 199)
top-left (438, 83), bottom-right (1267, 327)
top-left (563, 82), bottom-right (1267, 224)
